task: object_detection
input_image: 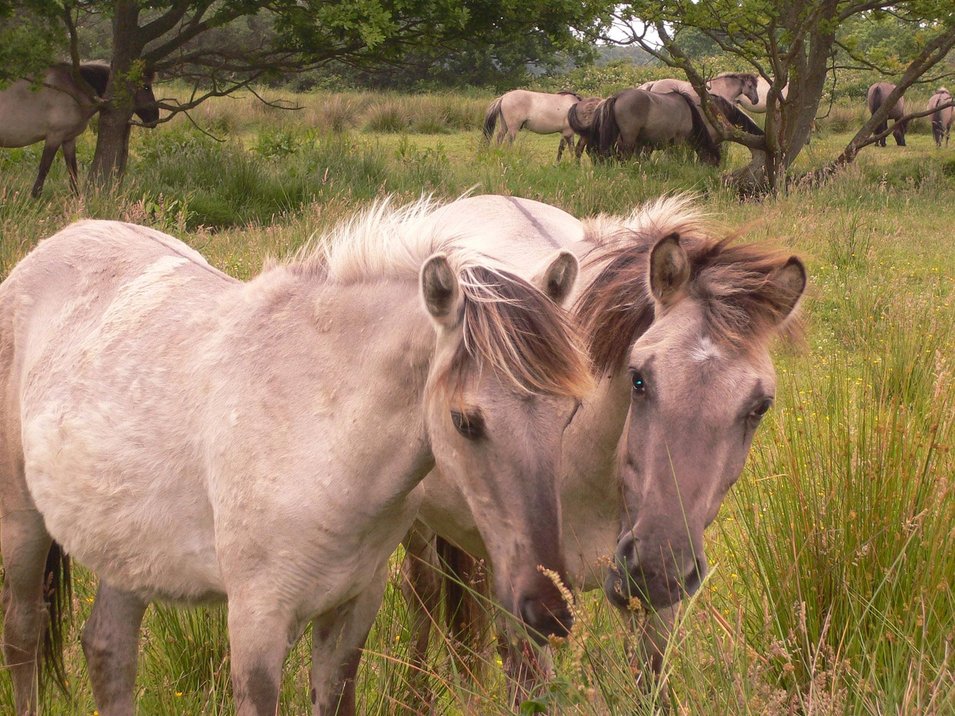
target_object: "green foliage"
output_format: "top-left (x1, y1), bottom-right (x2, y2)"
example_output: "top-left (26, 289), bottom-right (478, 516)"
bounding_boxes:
top-left (0, 4), bottom-right (64, 86)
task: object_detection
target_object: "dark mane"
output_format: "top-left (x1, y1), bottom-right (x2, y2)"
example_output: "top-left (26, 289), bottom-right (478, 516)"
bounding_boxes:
top-left (575, 228), bottom-right (803, 374)
top-left (675, 92), bottom-right (722, 165)
top-left (715, 72), bottom-right (757, 82)
top-left (558, 90), bottom-right (583, 101)
top-left (77, 63), bottom-right (110, 97)
top-left (710, 94), bottom-right (764, 136)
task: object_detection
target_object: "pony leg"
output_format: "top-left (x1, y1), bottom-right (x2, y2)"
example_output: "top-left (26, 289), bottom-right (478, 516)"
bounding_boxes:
top-left (399, 526), bottom-right (441, 709)
top-left (81, 582), bottom-right (147, 716)
top-left (309, 570), bottom-right (386, 715)
top-left (61, 140), bottom-right (80, 196)
top-left (893, 122), bottom-right (906, 147)
top-left (31, 142), bottom-right (60, 198)
top-left (0, 509), bottom-right (52, 715)
top-left (227, 598), bottom-right (297, 716)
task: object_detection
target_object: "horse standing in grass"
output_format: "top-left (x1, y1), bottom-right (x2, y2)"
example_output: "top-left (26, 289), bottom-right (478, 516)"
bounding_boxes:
top-left (400, 194), bottom-right (806, 706)
top-left (928, 87), bottom-right (953, 147)
top-left (0, 198), bottom-right (591, 716)
top-left (483, 89), bottom-right (582, 160)
top-left (640, 72), bottom-right (759, 106)
top-left (0, 62), bottom-right (158, 197)
top-left (591, 89), bottom-right (762, 164)
top-left (867, 82), bottom-right (908, 147)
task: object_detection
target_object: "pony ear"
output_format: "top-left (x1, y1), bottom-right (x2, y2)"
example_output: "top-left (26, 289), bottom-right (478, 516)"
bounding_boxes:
top-left (533, 250), bottom-right (579, 306)
top-left (421, 253), bottom-right (463, 329)
top-left (768, 256), bottom-right (806, 322)
top-left (648, 233), bottom-right (690, 307)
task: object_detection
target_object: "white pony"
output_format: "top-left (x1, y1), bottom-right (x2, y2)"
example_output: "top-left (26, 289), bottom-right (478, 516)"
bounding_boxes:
top-left (483, 89), bottom-right (583, 160)
top-left (639, 72), bottom-right (759, 106)
top-left (736, 75), bottom-right (789, 113)
top-left (0, 199), bottom-right (592, 715)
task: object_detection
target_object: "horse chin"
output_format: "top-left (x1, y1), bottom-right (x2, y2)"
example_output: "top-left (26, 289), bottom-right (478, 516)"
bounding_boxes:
top-left (603, 568), bottom-right (686, 611)
top-left (136, 110), bottom-right (160, 128)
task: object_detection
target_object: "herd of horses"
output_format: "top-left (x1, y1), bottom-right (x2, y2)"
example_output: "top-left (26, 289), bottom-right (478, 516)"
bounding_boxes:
top-left (0, 62), bottom-right (952, 198)
top-left (487, 75), bottom-right (955, 162)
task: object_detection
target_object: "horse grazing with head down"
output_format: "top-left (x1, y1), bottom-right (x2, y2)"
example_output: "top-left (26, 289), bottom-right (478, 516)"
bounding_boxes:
top-left (483, 89), bottom-right (583, 160)
top-left (399, 194), bottom-right (806, 707)
top-left (867, 82), bottom-right (907, 147)
top-left (0, 61), bottom-right (159, 197)
top-left (591, 88), bottom-right (762, 165)
top-left (0, 197), bottom-right (592, 715)
top-left (928, 87), bottom-right (953, 147)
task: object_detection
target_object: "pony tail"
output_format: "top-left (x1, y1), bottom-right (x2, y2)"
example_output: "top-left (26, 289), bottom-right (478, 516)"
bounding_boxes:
top-left (41, 541), bottom-right (72, 696)
top-left (567, 103), bottom-right (586, 135)
top-left (595, 96), bottom-right (620, 159)
top-left (483, 98), bottom-right (503, 142)
top-left (436, 537), bottom-right (492, 680)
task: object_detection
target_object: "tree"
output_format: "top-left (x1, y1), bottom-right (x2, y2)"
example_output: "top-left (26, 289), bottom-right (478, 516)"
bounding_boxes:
top-left (607, 2), bottom-right (955, 195)
top-left (6, 0), bottom-right (612, 184)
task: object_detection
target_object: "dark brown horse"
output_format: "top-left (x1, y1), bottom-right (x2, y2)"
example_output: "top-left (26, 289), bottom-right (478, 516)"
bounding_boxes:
top-left (591, 89), bottom-right (761, 165)
top-left (867, 82), bottom-right (907, 147)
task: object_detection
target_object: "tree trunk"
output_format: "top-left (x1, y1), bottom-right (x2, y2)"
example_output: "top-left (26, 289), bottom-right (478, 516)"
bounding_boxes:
top-left (90, 107), bottom-right (134, 185)
top-left (88, 0), bottom-right (142, 187)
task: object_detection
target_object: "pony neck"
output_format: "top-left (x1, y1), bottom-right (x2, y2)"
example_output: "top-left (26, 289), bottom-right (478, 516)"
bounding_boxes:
top-left (235, 267), bottom-right (439, 497)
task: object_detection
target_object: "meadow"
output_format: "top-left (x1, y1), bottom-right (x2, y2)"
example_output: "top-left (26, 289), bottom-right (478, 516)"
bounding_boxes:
top-left (0, 85), bottom-right (952, 714)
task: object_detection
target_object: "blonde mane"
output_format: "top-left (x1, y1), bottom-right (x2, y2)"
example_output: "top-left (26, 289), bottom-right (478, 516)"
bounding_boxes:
top-left (283, 196), bottom-right (592, 398)
top-left (576, 195), bottom-right (802, 374)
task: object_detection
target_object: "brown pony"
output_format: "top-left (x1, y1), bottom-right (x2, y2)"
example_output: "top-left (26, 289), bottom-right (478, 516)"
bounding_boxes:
top-left (867, 82), bottom-right (907, 147)
top-left (592, 89), bottom-right (762, 165)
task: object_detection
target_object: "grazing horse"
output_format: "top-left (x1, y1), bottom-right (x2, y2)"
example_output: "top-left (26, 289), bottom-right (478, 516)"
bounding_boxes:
top-left (736, 75), bottom-right (788, 113)
top-left (400, 194), bottom-right (806, 705)
top-left (928, 87), bottom-right (953, 147)
top-left (0, 62), bottom-right (159, 197)
top-left (483, 89), bottom-right (582, 161)
top-left (867, 82), bottom-right (907, 147)
top-left (640, 72), bottom-right (759, 106)
top-left (0, 198), bottom-right (592, 715)
top-left (593, 89), bottom-right (721, 165)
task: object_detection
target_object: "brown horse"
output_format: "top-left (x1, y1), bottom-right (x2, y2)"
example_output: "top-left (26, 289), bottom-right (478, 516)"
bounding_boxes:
top-left (0, 62), bottom-right (158, 197)
top-left (928, 87), bottom-right (953, 147)
top-left (867, 82), bottom-right (907, 147)
top-left (592, 89), bottom-right (762, 165)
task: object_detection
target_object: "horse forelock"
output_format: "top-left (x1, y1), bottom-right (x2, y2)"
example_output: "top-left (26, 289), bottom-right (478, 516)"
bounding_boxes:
top-left (576, 199), bottom-right (802, 372)
top-left (438, 264), bottom-right (593, 400)
top-left (576, 196), bottom-right (707, 374)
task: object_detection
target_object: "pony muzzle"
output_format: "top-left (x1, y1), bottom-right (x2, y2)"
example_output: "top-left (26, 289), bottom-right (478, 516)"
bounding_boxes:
top-left (607, 534), bottom-right (706, 609)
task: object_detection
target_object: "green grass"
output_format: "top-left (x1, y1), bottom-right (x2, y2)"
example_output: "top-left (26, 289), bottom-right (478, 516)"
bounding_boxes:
top-left (0, 86), bottom-right (953, 714)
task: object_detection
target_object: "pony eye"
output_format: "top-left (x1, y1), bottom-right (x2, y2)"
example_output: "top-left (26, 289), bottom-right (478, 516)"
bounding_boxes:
top-left (631, 372), bottom-right (647, 395)
top-left (750, 398), bottom-right (773, 419)
top-left (451, 411), bottom-right (484, 439)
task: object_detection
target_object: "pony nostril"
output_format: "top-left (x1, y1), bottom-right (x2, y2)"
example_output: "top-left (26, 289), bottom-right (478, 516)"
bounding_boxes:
top-left (682, 557), bottom-right (706, 597)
